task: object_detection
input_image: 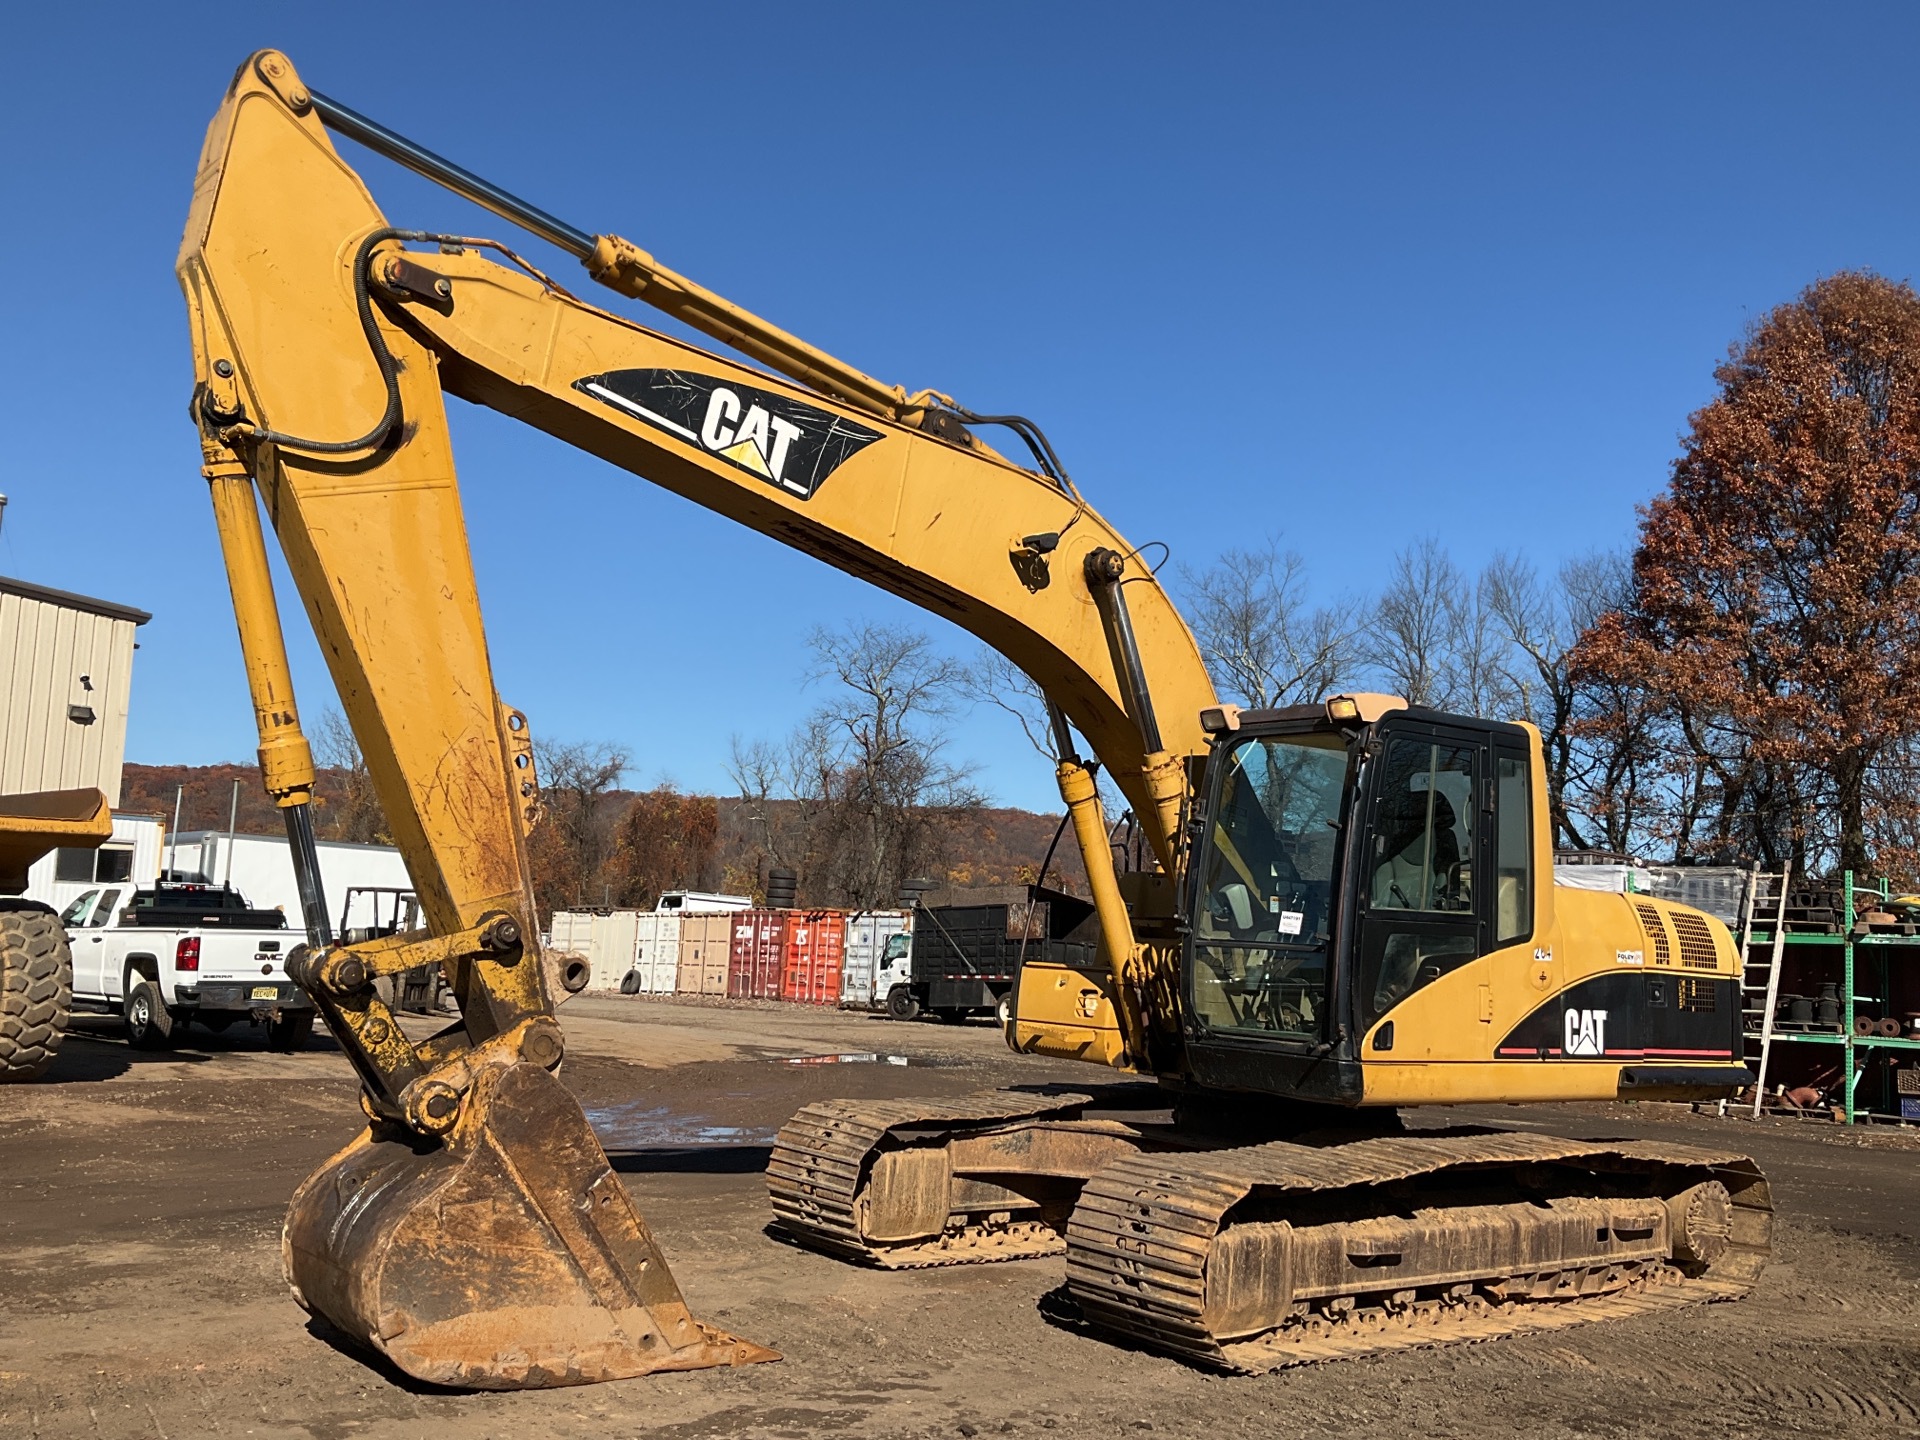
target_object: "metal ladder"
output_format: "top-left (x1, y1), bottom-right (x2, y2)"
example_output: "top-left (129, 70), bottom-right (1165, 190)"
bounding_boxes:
top-left (1739, 864), bottom-right (1792, 1117)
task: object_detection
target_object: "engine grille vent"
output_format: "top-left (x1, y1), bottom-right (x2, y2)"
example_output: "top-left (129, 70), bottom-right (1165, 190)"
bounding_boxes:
top-left (1632, 901), bottom-right (1672, 966)
top-left (1668, 910), bottom-right (1721, 971)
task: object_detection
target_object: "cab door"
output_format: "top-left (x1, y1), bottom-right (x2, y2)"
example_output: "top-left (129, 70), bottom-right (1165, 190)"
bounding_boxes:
top-left (1352, 721), bottom-right (1489, 1045)
top-left (61, 889), bottom-right (122, 999)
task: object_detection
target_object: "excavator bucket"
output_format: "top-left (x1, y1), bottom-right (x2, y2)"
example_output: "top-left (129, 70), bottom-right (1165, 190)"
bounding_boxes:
top-left (282, 1059), bottom-right (778, 1388)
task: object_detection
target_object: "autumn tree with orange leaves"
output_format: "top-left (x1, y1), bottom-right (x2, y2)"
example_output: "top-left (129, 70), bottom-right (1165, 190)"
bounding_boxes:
top-left (1570, 272), bottom-right (1920, 878)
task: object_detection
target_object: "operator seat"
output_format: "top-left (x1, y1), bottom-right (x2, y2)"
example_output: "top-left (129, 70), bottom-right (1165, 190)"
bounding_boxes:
top-left (1371, 787), bottom-right (1459, 911)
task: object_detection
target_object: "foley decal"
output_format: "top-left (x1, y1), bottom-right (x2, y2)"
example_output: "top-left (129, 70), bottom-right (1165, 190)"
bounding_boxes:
top-left (575, 368), bottom-right (883, 499)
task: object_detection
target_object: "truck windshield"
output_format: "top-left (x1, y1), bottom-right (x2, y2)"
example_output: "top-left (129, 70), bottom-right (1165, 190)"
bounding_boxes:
top-left (1190, 731), bottom-right (1349, 1039)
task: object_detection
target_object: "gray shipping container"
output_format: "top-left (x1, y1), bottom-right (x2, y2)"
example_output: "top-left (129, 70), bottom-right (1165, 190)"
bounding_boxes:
top-left (840, 910), bottom-right (910, 1008)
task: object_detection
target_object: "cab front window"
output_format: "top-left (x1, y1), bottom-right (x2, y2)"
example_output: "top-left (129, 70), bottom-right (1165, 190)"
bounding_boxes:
top-left (1190, 732), bottom-right (1349, 1039)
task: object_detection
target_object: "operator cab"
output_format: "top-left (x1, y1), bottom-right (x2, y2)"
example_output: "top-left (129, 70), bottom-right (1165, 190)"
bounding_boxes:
top-left (1183, 696), bottom-right (1536, 1103)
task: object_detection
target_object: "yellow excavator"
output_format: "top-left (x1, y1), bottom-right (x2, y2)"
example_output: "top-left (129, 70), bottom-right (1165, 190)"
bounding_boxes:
top-left (178, 51), bottom-right (1771, 1390)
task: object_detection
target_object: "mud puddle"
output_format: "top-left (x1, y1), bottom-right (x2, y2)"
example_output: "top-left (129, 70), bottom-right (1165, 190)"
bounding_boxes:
top-left (778, 1051), bottom-right (914, 1066)
top-left (583, 1099), bottom-right (778, 1150)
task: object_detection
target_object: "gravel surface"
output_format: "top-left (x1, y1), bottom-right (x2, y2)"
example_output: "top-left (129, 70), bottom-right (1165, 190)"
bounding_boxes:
top-left (2, 995), bottom-right (1916, 1439)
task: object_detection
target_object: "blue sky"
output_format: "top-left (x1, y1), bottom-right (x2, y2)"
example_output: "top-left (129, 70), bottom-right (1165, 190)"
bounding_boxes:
top-left (4, 4), bottom-right (1916, 814)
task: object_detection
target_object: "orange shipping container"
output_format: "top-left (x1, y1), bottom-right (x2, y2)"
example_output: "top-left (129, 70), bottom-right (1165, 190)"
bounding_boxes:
top-left (807, 912), bottom-right (846, 1004)
top-left (780, 913), bottom-right (813, 1002)
top-left (780, 911), bottom-right (847, 1004)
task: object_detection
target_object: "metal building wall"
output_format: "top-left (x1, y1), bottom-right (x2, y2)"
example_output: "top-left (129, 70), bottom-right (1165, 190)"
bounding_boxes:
top-left (0, 579), bottom-right (147, 806)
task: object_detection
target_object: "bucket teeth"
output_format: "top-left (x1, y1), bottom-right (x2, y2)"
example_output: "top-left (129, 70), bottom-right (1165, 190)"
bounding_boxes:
top-left (283, 1060), bottom-right (778, 1388)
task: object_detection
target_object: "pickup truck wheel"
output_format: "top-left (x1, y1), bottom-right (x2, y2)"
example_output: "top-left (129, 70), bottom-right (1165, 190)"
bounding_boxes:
top-left (0, 905), bottom-right (70, 1082)
top-left (124, 980), bottom-right (176, 1050)
top-left (267, 1012), bottom-right (314, 1052)
top-left (885, 985), bottom-right (920, 1022)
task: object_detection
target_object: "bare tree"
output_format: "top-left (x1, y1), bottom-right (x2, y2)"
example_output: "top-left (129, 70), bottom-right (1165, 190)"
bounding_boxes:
top-left (524, 739), bottom-right (629, 916)
top-left (960, 647), bottom-right (1122, 891)
top-left (725, 728), bottom-right (833, 892)
top-left (806, 624), bottom-right (982, 906)
top-left (1440, 569), bottom-right (1516, 719)
top-left (313, 710), bottom-right (390, 845)
top-left (1368, 538), bottom-right (1463, 708)
top-left (1181, 538), bottom-right (1358, 707)
top-left (1481, 552), bottom-right (1631, 848)
top-left (728, 624), bottom-right (982, 908)
top-left (962, 648), bottom-right (1064, 761)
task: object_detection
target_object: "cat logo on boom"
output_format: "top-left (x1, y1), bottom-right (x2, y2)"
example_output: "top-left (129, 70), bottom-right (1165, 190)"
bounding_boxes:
top-left (574, 368), bottom-right (884, 500)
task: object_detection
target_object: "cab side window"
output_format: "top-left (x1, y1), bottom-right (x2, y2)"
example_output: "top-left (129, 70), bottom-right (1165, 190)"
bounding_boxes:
top-left (1368, 739), bottom-right (1475, 914)
top-left (1493, 748), bottom-right (1533, 945)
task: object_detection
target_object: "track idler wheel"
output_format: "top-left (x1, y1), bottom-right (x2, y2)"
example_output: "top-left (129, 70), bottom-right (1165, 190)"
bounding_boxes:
top-left (282, 1059), bottom-right (778, 1388)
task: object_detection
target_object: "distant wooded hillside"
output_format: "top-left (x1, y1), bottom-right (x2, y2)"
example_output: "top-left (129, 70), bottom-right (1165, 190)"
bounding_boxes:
top-left (120, 763), bottom-right (1088, 912)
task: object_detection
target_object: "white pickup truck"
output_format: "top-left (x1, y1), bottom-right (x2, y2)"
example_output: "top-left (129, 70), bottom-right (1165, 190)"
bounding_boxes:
top-left (57, 881), bottom-right (316, 1051)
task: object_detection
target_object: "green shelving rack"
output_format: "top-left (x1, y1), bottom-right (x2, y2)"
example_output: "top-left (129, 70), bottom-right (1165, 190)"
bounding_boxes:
top-left (1748, 870), bottom-right (1920, 1124)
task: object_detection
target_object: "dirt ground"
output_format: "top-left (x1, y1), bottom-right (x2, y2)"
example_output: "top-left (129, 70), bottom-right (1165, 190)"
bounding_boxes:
top-left (3, 994), bottom-right (1918, 1440)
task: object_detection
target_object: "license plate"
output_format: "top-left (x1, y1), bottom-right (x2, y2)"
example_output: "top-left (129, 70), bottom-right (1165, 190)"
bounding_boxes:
top-left (250, 986), bottom-right (279, 1000)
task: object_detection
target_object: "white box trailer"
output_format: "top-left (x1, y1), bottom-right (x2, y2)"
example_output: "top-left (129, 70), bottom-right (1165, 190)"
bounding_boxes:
top-left (840, 910), bottom-right (910, 1008)
top-left (168, 831), bottom-right (411, 931)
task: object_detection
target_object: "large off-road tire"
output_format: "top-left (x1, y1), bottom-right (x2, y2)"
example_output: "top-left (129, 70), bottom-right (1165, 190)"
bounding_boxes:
top-left (0, 904), bottom-right (71, 1082)
top-left (267, 1011), bottom-right (315, 1053)
top-left (124, 980), bottom-right (176, 1050)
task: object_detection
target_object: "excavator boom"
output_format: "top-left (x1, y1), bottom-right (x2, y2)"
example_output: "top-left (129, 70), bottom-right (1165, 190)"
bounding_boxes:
top-left (179, 50), bottom-right (1213, 1388)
